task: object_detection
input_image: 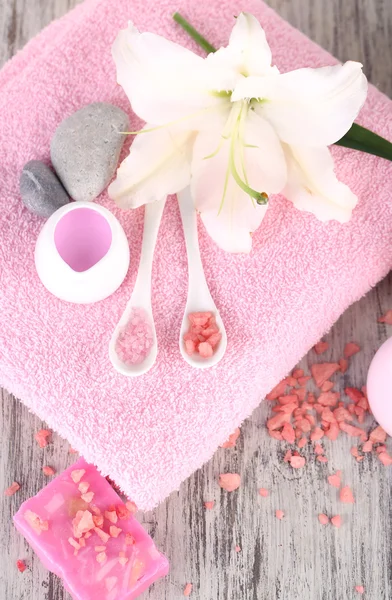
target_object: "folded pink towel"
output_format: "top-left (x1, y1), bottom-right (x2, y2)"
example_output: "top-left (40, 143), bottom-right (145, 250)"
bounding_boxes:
top-left (1, 0), bottom-right (391, 509)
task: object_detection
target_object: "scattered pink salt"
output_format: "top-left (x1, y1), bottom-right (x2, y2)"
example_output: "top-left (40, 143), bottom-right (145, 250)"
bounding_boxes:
top-left (345, 387), bottom-right (364, 403)
top-left (204, 501), bottom-right (215, 509)
top-left (314, 444), bottom-right (324, 455)
top-left (327, 472), bottom-right (342, 488)
top-left (4, 481), bottom-right (20, 496)
top-left (290, 455), bottom-right (306, 469)
top-left (376, 445), bottom-right (387, 454)
top-left (369, 426), bottom-right (387, 443)
top-left (297, 437), bottom-right (308, 449)
top-left (292, 369), bottom-right (304, 378)
top-left (96, 552), bottom-right (107, 564)
top-left (281, 422), bottom-right (295, 444)
top-left (42, 466), bottom-right (55, 477)
top-left (321, 380), bottom-right (334, 392)
top-left (344, 342), bottom-right (360, 358)
top-left (339, 358), bottom-right (348, 373)
top-left (235, 545), bottom-right (241, 552)
top-left (362, 440), bottom-right (373, 453)
top-left (310, 427), bottom-right (324, 441)
top-left (71, 470), bottom-right (86, 484)
top-left (318, 514), bottom-right (329, 525)
top-left (297, 376), bottom-right (311, 386)
top-left (378, 452), bottom-right (392, 466)
top-left (116, 308), bottom-right (154, 365)
top-left (314, 341), bottom-right (329, 355)
top-left (311, 363), bottom-right (340, 387)
top-left (275, 510), bottom-right (284, 520)
top-left (318, 392), bottom-right (339, 407)
top-left (331, 515), bottom-right (342, 528)
top-left (110, 525), bottom-right (122, 538)
top-left (220, 428), bottom-right (240, 448)
top-left (340, 486), bottom-right (355, 504)
top-left (355, 585), bottom-right (365, 594)
top-left (104, 510), bottom-right (118, 524)
top-left (258, 488), bottom-right (269, 498)
top-left (16, 559), bottom-right (27, 573)
top-left (184, 583), bottom-right (193, 596)
top-left (378, 310), bottom-right (392, 324)
top-left (316, 455), bottom-right (328, 463)
top-left (35, 429), bottom-right (51, 448)
top-left (218, 473), bottom-right (241, 492)
top-left (267, 413), bottom-right (290, 431)
top-left (283, 450), bottom-right (292, 463)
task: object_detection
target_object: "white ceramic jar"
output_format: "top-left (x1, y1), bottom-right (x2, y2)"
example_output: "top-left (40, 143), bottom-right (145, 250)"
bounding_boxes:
top-left (35, 202), bottom-right (130, 304)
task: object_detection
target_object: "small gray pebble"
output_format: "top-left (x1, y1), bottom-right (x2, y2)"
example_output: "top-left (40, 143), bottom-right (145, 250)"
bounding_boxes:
top-left (50, 103), bottom-right (130, 202)
top-left (20, 160), bottom-right (70, 217)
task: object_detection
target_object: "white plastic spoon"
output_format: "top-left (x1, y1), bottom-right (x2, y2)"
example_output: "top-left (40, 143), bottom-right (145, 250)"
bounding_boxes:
top-left (177, 187), bottom-right (227, 369)
top-left (109, 198), bottom-right (166, 376)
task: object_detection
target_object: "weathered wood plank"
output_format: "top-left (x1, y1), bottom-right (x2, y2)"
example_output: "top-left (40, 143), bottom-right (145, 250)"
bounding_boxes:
top-left (1, 1), bottom-right (391, 598)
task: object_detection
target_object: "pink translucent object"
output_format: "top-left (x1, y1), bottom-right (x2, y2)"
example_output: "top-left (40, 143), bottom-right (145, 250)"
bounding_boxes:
top-left (367, 337), bottom-right (392, 435)
top-left (13, 458), bottom-right (169, 600)
top-left (115, 308), bottom-right (154, 366)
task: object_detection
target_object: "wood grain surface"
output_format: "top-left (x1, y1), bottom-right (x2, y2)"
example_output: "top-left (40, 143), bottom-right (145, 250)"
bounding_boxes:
top-left (1, 1), bottom-right (392, 599)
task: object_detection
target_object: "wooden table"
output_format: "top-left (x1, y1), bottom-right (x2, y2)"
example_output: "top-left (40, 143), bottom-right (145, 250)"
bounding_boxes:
top-left (1, 1), bottom-right (391, 598)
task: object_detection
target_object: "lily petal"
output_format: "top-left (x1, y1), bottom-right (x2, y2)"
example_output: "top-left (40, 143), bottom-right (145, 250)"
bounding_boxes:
top-left (207, 13), bottom-right (276, 81)
top-left (283, 144), bottom-right (358, 222)
top-left (191, 108), bottom-right (287, 252)
top-left (233, 61), bottom-right (368, 146)
top-left (112, 23), bottom-right (228, 128)
top-left (108, 125), bottom-right (193, 209)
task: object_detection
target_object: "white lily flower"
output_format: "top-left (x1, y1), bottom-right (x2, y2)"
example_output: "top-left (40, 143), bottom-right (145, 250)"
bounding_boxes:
top-left (109, 13), bottom-right (367, 253)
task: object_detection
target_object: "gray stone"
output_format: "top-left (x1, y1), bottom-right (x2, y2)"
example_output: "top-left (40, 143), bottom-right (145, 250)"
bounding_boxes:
top-left (20, 160), bottom-right (70, 217)
top-left (50, 103), bottom-right (130, 202)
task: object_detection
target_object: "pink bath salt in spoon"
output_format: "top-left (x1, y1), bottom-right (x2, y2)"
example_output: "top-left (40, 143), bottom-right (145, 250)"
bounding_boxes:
top-left (109, 198), bottom-right (166, 377)
top-left (177, 187), bottom-right (227, 370)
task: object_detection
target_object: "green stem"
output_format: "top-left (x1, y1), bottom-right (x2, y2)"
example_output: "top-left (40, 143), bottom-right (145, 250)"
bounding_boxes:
top-left (173, 12), bottom-right (216, 54)
top-left (173, 12), bottom-right (392, 162)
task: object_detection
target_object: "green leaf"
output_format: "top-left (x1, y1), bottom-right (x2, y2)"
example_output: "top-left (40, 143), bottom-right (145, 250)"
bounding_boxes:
top-left (173, 12), bottom-right (392, 162)
top-left (336, 123), bottom-right (392, 161)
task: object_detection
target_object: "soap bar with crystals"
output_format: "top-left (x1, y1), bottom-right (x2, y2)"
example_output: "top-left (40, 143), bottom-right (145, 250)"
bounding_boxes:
top-left (13, 458), bottom-right (169, 600)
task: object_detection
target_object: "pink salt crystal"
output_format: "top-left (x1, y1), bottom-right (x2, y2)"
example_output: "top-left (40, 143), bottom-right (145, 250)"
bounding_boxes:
top-left (78, 482), bottom-right (89, 494)
top-left (208, 333), bottom-right (222, 348)
top-left (94, 527), bottom-right (110, 544)
top-left (68, 447), bottom-right (78, 454)
top-left (290, 456), bottom-right (306, 469)
top-left (283, 450), bottom-right (292, 463)
top-left (269, 431), bottom-right (283, 441)
top-left (318, 514), bottom-right (329, 525)
top-left (258, 488), bottom-right (269, 498)
top-left (16, 559), bottom-right (27, 573)
top-left (68, 538), bottom-right (80, 550)
top-left (96, 552), bottom-right (107, 563)
top-left (42, 466), bottom-right (55, 477)
top-left (294, 387), bottom-right (307, 402)
top-left (266, 380), bottom-right (289, 401)
top-left (24, 510), bottom-right (49, 535)
top-left (355, 585), bottom-right (365, 594)
top-left (104, 510), bottom-right (118, 524)
top-left (298, 437), bottom-right (308, 449)
top-left (125, 533), bottom-right (136, 546)
top-left (331, 515), bottom-right (342, 528)
top-left (267, 413), bottom-right (290, 430)
top-left (71, 470), bottom-right (85, 484)
top-left (281, 422), bottom-right (295, 444)
top-left (311, 363), bottom-right (340, 387)
top-left (298, 376), bottom-right (311, 386)
top-left (235, 545), bottom-right (241, 552)
top-left (305, 414), bottom-right (316, 427)
top-left (110, 525), bottom-right (122, 538)
top-left (115, 505), bottom-right (130, 520)
top-left (125, 500), bottom-right (138, 515)
top-left (339, 358), bottom-right (348, 373)
top-left (81, 492), bottom-right (94, 504)
top-left (204, 501), bottom-right (215, 509)
top-left (292, 369), bottom-right (304, 378)
top-left (189, 312), bottom-right (211, 326)
top-left (314, 444), bottom-right (324, 455)
top-left (35, 429), bottom-right (51, 448)
top-left (334, 407), bottom-right (353, 422)
top-left (344, 342), bottom-right (360, 358)
top-left (218, 473), bottom-right (241, 492)
top-left (378, 452), bottom-right (392, 466)
top-left (275, 510), bottom-right (284, 520)
top-left (5, 481), bottom-right (20, 496)
top-left (278, 394), bottom-right (299, 406)
top-left (318, 392), bottom-right (339, 407)
top-left (184, 583), bottom-right (193, 596)
top-left (316, 456), bottom-right (328, 463)
top-left (356, 456), bottom-right (365, 463)
top-left (321, 380), bottom-right (334, 392)
top-left (116, 307), bottom-right (154, 366)
top-left (362, 440), bottom-right (373, 453)
top-left (339, 423), bottom-right (365, 438)
top-left (314, 341), bottom-right (329, 355)
top-left (325, 423), bottom-right (340, 441)
top-left (83, 532), bottom-right (92, 539)
top-left (220, 428), bottom-right (240, 449)
top-left (340, 486), bottom-right (355, 503)
top-left (73, 510), bottom-right (94, 538)
top-left (328, 472), bottom-right (342, 488)
top-left (378, 310), bottom-right (392, 324)
top-left (93, 514), bottom-right (104, 528)
top-left (311, 427), bottom-right (324, 442)
top-left (350, 447), bottom-right (360, 458)
top-left (345, 387), bottom-right (364, 403)
top-left (185, 339), bottom-right (196, 355)
top-left (369, 426), bottom-right (387, 443)
top-left (376, 445), bottom-right (387, 454)
top-left (198, 342), bottom-right (213, 358)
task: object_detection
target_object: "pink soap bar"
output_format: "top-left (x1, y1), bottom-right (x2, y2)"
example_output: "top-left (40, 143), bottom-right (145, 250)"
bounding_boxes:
top-left (13, 458), bottom-right (169, 600)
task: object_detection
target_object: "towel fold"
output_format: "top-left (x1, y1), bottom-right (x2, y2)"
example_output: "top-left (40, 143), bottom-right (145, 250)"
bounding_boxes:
top-left (0, 0), bottom-right (391, 509)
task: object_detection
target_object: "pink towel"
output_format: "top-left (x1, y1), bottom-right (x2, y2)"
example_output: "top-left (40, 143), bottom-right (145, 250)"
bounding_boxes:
top-left (0, 0), bottom-right (391, 510)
